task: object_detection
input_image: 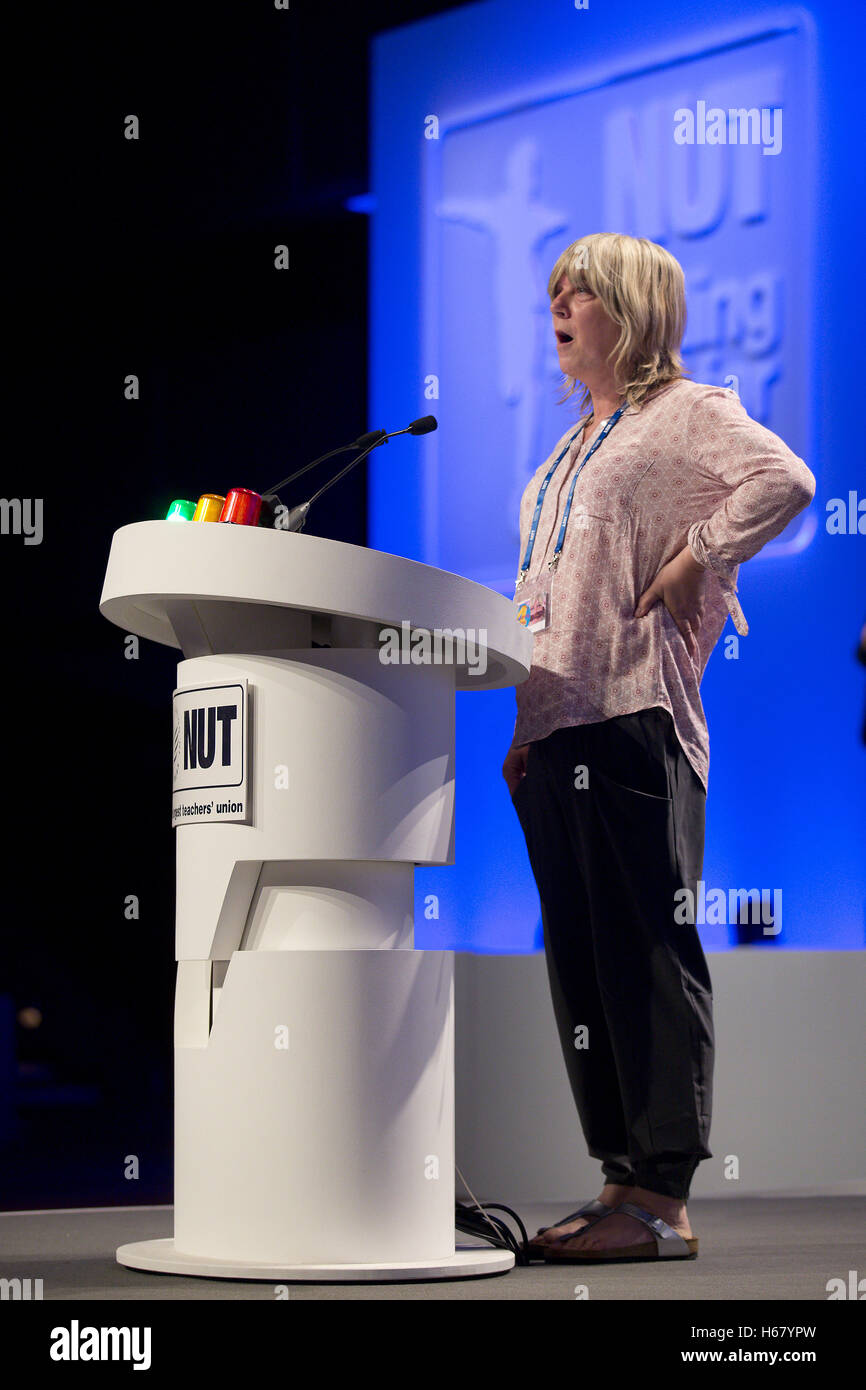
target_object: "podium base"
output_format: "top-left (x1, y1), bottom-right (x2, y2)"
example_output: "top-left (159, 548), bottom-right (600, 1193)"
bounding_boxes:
top-left (116, 1238), bottom-right (514, 1282)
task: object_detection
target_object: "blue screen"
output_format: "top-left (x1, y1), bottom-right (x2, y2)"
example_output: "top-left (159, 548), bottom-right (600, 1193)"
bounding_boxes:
top-left (370, 0), bottom-right (866, 951)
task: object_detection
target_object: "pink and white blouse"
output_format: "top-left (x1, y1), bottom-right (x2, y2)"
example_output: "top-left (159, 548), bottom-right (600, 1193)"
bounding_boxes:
top-left (511, 377), bottom-right (816, 790)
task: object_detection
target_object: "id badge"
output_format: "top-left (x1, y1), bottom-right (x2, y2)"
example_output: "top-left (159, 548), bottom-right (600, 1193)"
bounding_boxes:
top-left (514, 576), bottom-right (552, 633)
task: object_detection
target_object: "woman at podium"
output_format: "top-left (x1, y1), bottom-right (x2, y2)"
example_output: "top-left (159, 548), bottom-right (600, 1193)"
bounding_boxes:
top-left (503, 232), bottom-right (814, 1263)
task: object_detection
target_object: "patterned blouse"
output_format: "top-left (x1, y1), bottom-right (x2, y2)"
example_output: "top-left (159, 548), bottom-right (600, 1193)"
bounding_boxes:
top-left (511, 377), bottom-right (815, 790)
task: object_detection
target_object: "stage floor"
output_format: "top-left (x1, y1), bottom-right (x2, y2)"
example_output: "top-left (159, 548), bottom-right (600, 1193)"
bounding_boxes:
top-left (2, 1193), bottom-right (864, 1299)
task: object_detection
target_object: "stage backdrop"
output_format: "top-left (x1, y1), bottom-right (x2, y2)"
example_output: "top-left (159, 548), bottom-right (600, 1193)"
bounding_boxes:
top-left (369, 0), bottom-right (865, 952)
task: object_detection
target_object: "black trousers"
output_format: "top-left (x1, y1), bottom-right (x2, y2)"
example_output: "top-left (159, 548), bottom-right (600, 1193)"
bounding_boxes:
top-left (511, 706), bottom-right (714, 1201)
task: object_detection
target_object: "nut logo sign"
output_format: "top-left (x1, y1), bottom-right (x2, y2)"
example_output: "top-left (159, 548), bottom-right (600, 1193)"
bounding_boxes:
top-left (171, 680), bottom-right (250, 826)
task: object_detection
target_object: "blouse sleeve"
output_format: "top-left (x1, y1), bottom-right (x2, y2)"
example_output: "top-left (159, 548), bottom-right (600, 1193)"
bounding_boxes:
top-left (684, 387), bottom-right (816, 635)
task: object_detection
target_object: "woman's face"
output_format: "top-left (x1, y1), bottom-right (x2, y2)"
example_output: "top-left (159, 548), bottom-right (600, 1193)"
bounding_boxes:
top-left (550, 273), bottom-right (620, 386)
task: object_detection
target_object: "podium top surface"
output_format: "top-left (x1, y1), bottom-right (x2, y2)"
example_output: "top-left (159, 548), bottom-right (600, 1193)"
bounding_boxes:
top-left (99, 521), bottom-right (533, 690)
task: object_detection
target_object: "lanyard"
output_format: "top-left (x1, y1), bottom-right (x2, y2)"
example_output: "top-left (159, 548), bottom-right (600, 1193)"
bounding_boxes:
top-left (515, 403), bottom-right (628, 587)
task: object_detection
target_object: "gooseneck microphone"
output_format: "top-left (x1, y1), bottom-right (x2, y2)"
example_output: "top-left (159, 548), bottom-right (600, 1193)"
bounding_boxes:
top-left (263, 416), bottom-right (438, 533)
top-left (263, 428), bottom-right (389, 498)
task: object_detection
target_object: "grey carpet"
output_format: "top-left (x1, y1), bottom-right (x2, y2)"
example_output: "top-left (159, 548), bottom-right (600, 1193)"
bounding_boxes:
top-left (2, 1195), bottom-right (864, 1299)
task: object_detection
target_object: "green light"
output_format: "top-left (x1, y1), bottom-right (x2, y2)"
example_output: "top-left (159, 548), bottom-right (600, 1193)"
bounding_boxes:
top-left (166, 499), bottom-right (196, 521)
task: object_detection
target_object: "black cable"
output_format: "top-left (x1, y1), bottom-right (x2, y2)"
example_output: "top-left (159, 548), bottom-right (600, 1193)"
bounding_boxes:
top-left (481, 1202), bottom-right (531, 1253)
top-left (455, 1199), bottom-right (531, 1266)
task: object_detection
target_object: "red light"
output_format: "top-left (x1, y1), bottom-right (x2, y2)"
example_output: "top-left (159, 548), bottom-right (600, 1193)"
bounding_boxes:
top-left (219, 488), bottom-right (262, 526)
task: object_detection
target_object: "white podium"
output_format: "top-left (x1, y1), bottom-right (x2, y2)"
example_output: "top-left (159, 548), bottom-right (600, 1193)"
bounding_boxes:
top-left (99, 520), bottom-right (532, 1281)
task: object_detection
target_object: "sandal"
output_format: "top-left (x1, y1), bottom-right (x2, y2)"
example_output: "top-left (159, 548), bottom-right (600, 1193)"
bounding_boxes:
top-left (524, 1199), bottom-right (614, 1261)
top-left (543, 1201), bottom-right (699, 1262)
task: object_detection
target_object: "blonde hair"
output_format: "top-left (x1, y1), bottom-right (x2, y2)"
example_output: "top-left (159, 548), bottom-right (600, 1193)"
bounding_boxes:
top-left (547, 233), bottom-right (688, 413)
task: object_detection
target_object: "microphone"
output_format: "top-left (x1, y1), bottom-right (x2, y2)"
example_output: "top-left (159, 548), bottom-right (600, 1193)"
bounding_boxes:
top-left (271, 415), bottom-right (438, 533)
top-left (402, 415), bottom-right (437, 437)
top-left (262, 427), bottom-right (389, 499)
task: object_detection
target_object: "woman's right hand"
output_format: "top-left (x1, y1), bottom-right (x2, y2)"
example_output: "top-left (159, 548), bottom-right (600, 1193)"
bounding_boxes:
top-left (502, 743), bottom-right (530, 796)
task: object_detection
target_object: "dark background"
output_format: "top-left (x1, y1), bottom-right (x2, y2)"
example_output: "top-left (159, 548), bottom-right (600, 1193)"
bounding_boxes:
top-left (2, 0), bottom-right (472, 1209)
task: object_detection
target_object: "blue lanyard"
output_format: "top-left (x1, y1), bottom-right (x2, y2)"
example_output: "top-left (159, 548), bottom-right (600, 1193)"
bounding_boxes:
top-left (515, 403), bottom-right (628, 587)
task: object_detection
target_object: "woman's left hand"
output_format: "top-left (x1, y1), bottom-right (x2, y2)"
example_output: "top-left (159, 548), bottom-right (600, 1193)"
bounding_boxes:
top-left (634, 544), bottom-right (707, 663)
